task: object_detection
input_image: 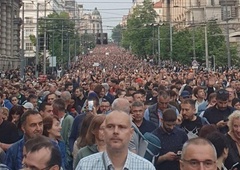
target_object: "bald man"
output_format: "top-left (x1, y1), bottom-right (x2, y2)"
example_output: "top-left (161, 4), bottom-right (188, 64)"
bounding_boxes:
top-left (76, 110), bottom-right (155, 170)
top-left (180, 137), bottom-right (217, 170)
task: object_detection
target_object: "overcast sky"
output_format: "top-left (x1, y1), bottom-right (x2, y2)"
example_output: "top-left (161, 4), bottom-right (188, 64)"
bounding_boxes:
top-left (76, 0), bottom-right (133, 35)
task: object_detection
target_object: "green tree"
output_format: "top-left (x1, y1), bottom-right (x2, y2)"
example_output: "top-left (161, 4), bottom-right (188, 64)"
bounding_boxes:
top-left (37, 12), bottom-right (82, 67)
top-left (112, 24), bottom-right (123, 44)
top-left (121, 0), bottom-right (157, 59)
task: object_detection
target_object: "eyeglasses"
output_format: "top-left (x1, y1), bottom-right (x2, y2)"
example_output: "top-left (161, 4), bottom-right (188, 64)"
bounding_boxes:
top-left (181, 159), bottom-right (216, 168)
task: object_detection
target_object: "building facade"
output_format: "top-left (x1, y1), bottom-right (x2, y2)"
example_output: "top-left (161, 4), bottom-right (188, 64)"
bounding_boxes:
top-left (20, 0), bottom-right (64, 65)
top-left (0, 0), bottom-right (22, 70)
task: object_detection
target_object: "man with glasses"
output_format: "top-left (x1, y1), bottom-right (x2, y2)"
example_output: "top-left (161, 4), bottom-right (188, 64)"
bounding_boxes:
top-left (180, 137), bottom-right (217, 170)
top-left (203, 89), bottom-right (235, 133)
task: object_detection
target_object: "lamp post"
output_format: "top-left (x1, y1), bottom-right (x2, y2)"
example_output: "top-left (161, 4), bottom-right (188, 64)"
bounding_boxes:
top-left (20, 2), bottom-right (24, 80)
top-left (43, 0), bottom-right (47, 75)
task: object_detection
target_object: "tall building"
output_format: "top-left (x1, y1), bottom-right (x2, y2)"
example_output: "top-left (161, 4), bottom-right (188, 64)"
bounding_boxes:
top-left (0, 0), bottom-right (22, 70)
top-left (80, 7), bottom-right (102, 35)
top-left (20, 0), bottom-right (64, 65)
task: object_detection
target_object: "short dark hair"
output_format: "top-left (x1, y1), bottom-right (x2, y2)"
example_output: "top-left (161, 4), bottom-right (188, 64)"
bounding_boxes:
top-left (216, 89), bottom-right (229, 101)
top-left (193, 86), bottom-right (205, 98)
top-left (39, 102), bottom-right (52, 112)
top-left (181, 98), bottom-right (195, 108)
top-left (131, 101), bottom-right (144, 108)
top-left (206, 132), bottom-right (228, 158)
top-left (162, 108), bottom-right (177, 122)
top-left (52, 98), bottom-right (65, 112)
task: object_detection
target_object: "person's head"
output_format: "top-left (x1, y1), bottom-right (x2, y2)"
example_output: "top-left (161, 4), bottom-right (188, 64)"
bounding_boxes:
top-left (208, 92), bottom-right (217, 106)
top-left (124, 93), bottom-right (133, 104)
top-left (52, 98), bottom-right (65, 119)
top-left (157, 90), bottom-right (170, 111)
top-left (2, 107), bottom-right (9, 120)
top-left (8, 105), bottom-right (24, 124)
top-left (216, 89), bottom-right (229, 110)
top-left (20, 110), bottom-right (43, 140)
top-left (85, 114), bottom-right (106, 145)
top-left (65, 82), bottom-right (73, 93)
top-left (23, 141), bottom-right (62, 170)
top-left (116, 89), bottom-right (126, 98)
top-left (22, 102), bottom-right (34, 112)
top-left (228, 110), bottom-right (240, 141)
top-left (45, 93), bottom-right (57, 104)
top-left (74, 87), bottom-right (84, 98)
top-left (206, 132), bottom-right (229, 160)
top-left (27, 94), bottom-right (38, 109)
top-left (104, 110), bottom-right (133, 153)
top-left (0, 107), bottom-right (3, 124)
top-left (131, 101), bottom-right (144, 123)
top-left (94, 85), bottom-right (105, 98)
top-left (179, 90), bottom-right (191, 102)
top-left (99, 98), bottom-right (110, 114)
top-left (111, 98), bottom-right (131, 114)
top-left (132, 91), bottom-right (142, 102)
top-left (232, 98), bottom-right (240, 110)
top-left (12, 84), bottom-right (20, 95)
top-left (226, 86), bottom-right (236, 101)
top-left (43, 115), bottom-right (62, 140)
top-left (9, 95), bottom-right (19, 106)
top-left (39, 102), bottom-right (53, 118)
top-left (76, 114), bottom-right (95, 149)
top-left (60, 91), bottom-right (72, 106)
top-left (180, 137), bottom-right (217, 170)
top-left (161, 108), bottom-right (177, 133)
top-left (193, 86), bottom-right (206, 100)
top-left (198, 124), bottom-right (218, 138)
top-left (180, 99), bottom-right (196, 121)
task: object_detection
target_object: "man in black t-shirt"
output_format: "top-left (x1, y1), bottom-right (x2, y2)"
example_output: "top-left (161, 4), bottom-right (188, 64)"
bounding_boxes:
top-left (203, 89), bottom-right (235, 134)
top-left (0, 107), bottom-right (19, 150)
top-left (180, 98), bottom-right (208, 139)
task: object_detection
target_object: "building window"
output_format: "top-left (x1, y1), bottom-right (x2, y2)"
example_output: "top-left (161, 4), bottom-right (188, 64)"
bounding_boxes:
top-left (97, 24), bottom-right (100, 28)
top-left (25, 17), bottom-right (33, 24)
top-left (25, 28), bottom-right (34, 38)
top-left (221, 6), bottom-right (238, 20)
top-left (26, 43), bottom-right (33, 51)
top-left (211, 0), bottom-right (215, 6)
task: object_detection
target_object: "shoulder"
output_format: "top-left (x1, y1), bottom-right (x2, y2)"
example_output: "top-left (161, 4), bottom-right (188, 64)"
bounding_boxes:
top-left (77, 152), bottom-right (103, 168)
top-left (127, 152), bottom-right (155, 169)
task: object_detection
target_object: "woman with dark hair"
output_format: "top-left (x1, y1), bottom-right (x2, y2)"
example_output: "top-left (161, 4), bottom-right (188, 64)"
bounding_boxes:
top-left (9, 95), bottom-right (19, 106)
top-left (206, 132), bottom-right (229, 170)
top-left (74, 114), bottom-right (106, 169)
top-left (42, 115), bottom-right (66, 169)
top-left (93, 84), bottom-right (105, 103)
top-left (8, 105), bottom-right (24, 139)
top-left (72, 114), bottom-right (95, 161)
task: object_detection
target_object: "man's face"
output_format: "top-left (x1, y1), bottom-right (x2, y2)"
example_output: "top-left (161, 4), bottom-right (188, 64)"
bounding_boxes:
top-left (23, 148), bottom-right (54, 170)
top-left (162, 120), bottom-right (176, 133)
top-left (40, 105), bottom-right (53, 118)
top-left (11, 97), bottom-right (19, 105)
top-left (158, 96), bottom-right (170, 111)
top-left (99, 101), bottom-right (110, 114)
top-left (197, 89), bottom-right (206, 99)
top-left (22, 114), bottom-right (43, 139)
top-left (75, 89), bottom-right (82, 97)
top-left (133, 93), bottom-right (142, 102)
top-left (181, 103), bottom-right (196, 120)
top-left (104, 111), bottom-right (133, 152)
top-left (47, 94), bottom-right (56, 104)
top-left (232, 118), bottom-right (240, 141)
top-left (180, 144), bottom-right (217, 170)
top-left (131, 106), bottom-right (144, 123)
top-left (30, 98), bottom-right (38, 108)
top-left (216, 99), bottom-right (228, 110)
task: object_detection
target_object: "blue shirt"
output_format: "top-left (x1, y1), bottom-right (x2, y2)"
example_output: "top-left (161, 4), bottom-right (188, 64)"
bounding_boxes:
top-left (76, 150), bottom-right (156, 170)
top-left (152, 126), bottom-right (188, 170)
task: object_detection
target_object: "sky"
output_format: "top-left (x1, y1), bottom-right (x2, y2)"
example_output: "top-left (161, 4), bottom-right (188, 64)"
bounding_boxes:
top-left (76, 0), bottom-right (134, 35)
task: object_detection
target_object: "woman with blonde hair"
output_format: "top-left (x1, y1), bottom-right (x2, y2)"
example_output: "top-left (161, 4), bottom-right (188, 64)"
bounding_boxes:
top-left (73, 114), bottom-right (106, 169)
top-left (225, 110), bottom-right (240, 169)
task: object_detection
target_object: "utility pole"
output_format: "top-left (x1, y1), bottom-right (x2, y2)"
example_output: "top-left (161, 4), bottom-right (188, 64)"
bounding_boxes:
top-left (43, 0), bottom-right (47, 75)
top-left (35, 3), bottom-right (39, 77)
top-left (190, 0), bottom-right (196, 61)
top-left (204, 6), bottom-right (209, 70)
top-left (158, 26), bottom-right (161, 66)
top-left (20, 2), bottom-right (25, 80)
top-left (225, 0), bottom-right (231, 68)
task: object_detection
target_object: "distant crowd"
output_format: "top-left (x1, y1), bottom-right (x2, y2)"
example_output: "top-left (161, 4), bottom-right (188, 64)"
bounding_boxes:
top-left (1, 44), bottom-right (240, 170)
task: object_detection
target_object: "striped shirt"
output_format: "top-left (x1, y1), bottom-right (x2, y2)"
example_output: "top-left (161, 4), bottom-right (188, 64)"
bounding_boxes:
top-left (75, 150), bottom-right (156, 170)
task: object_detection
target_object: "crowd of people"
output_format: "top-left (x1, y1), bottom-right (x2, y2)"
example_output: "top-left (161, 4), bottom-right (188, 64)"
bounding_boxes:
top-left (0, 43), bottom-right (240, 170)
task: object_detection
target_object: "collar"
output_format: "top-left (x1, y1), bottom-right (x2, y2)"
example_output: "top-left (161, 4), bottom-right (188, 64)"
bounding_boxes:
top-left (103, 150), bottom-right (130, 170)
top-left (159, 126), bottom-right (177, 135)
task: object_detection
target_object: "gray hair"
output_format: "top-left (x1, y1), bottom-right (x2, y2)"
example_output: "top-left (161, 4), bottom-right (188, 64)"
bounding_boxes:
top-left (228, 110), bottom-right (240, 132)
top-left (111, 98), bottom-right (130, 114)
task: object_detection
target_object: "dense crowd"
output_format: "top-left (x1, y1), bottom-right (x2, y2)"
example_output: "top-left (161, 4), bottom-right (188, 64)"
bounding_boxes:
top-left (0, 44), bottom-right (240, 170)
